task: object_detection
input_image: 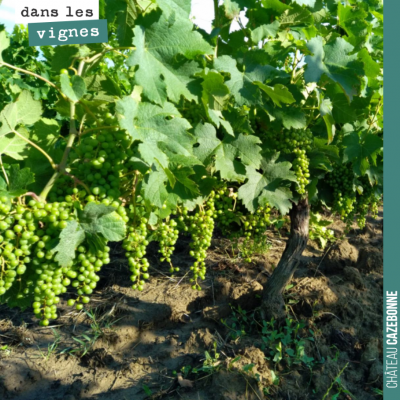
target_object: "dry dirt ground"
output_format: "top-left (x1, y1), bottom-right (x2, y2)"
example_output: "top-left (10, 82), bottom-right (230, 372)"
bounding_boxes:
top-left (0, 210), bottom-right (383, 400)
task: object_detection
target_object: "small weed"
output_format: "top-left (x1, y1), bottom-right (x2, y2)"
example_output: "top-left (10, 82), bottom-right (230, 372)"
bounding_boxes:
top-left (61, 308), bottom-right (121, 357)
top-left (372, 387), bottom-right (383, 396)
top-left (261, 318), bottom-right (316, 368)
top-left (309, 212), bottom-right (336, 249)
top-left (61, 334), bottom-right (96, 357)
top-left (322, 362), bottom-right (354, 400)
top-left (142, 384), bottom-right (153, 396)
top-left (36, 328), bottom-right (61, 361)
top-left (221, 305), bottom-right (255, 341)
top-left (194, 342), bottom-right (222, 375)
top-left (0, 345), bottom-right (11, 357)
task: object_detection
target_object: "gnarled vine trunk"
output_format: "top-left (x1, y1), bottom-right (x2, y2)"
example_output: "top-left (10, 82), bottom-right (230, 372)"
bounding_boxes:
top-left (261, 197), bottom-right (310, 321)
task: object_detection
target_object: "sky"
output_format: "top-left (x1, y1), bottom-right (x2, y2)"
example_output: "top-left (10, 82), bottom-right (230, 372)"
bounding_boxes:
top-left (0, 1), bottom-right (243, 33)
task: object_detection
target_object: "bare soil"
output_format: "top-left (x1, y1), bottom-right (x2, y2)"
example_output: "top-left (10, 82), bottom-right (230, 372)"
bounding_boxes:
top-left (0, 210), bottom-right (383, 400)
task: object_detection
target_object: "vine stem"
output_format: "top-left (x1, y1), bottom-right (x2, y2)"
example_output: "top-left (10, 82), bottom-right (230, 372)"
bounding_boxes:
top-left (0, 154), bottom-right (9, 186)
top-left (0, 62), bottom-right (67, 100)
top-left (20, 192), bottom-right (42, 202)
top-left (63, 171), bottom-right (91, 194)
top-left (367, 96), bottom-right (383, 133)
top-left (39, 60), bottom-right (87, 201)
top-left (213, 0), bottom-right (219, 58)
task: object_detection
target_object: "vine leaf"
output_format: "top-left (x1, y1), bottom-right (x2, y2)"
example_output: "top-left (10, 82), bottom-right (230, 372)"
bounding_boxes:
top-left (143, 169), bottom-right (169, 208)
top-left (238, 155), bottom-right (297, 215)
top-left (50, 46), bottom-right (79, 73)
top-left (251, 21), bottom-right (280, 43)
top-left (78, 203), bottom-right (126, 243)
top-left (0, 165), bottom-right (35, 199)
top-left (337, 2), bottom-right (370, 50)
top-left (156, 0), bottom-right (192, 19)
top-left (0, 103), bottom-right (18, 135)
top-left (8, 164), bottom-right (35, 193)
top-left (279, 3), bottom-right (313, 27)
top-left (343, 132), bottom-right (383, 175)
top-left (194, 123), bottom-right (262, 181)
top-left (202, 71), bottom-right (230, 112)
top-left (255, 83), bottom-right (296, 107)
top-left (16, 91), bottom-right (42, 126)
top-left (60, 75), bottom-right (87, 102)
top-left (52, 221), bottom-right (86, 267)
top-left (304, 36), bottom-right (364, 100)
top-left (291, 0), bottom-right (316, 7)
top-left (317, 92), bottom-right (335, 143)
top-left (0, 30), bottom-right (10, 63)
top-left (116, 96), bottom-right (194, 168)
top-left (127, 11), bottom-right (212, 105)
top-left (214, 54), bottom-right (287, 106)
top-left (116, 0), bottom-right (137, 46)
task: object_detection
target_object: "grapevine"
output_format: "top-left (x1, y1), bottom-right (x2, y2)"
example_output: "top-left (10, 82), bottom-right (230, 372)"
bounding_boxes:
top-left (0, 0), bottom-right (383, 324)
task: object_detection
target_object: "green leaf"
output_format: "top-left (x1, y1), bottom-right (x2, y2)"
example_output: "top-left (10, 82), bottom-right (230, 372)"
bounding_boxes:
top-left (116, 96), bottom-right (194, 167)
top-left (0, 164), bottom-right (35, 199)
top-left (0, 133), bottom-right (27, 160)
top-left (238, 155), bottom-right (297, 214)
top-left (343, 132), bottom-right (383, 175)
top-left (94, 212), bottom-right (127, 241)
top-left (358, 48), bottom-right (381, 80)
top-left (51, 46), bottom-right (79, 73)
top-left (8, 164), bottom-right (35, 192)
top-left (0, 103), bottom-right (18, 135)
top-left (79, 203), bottom-right (126, 242)
top-left (116, 0), bottom-right (137, 46)
top-left (292, 0), bottom-right (316, 6)
top-left (52, 221), bottom-right (85, 267)
top-left (337, 2), bottom-right (370, 49)
top-left (143, 169), bottom-right (169, 207)
top-left (60, 75), bottom-right (87, 102)
top-left (279, 3), bottom-right (313, 27)
top-left (156, 0), bottom-right (191, 19)
top-left (251, 21), bottom-right (280, 43)
top-left (127, 12), bottom-right (212, 105)
top-left (202, 71), bottom-right (230, 111)
top-left (23, 119), bottom-right (63, 193)
top-left (323, 114), bottom-right (335, 144)
top-left (265, 105), bottom-right (307, 130)
top-left (214, 53), bottom-right (288, 106)
top-left (0, 102), bottom-right (28, 160)
top-left (317, 92), bottom-right (335, 143)
top-left (207, 109), bottom-right (234, 136)
top-left (16, 91), bottom-right (42, 126)
top-left (305, 36), bottom-right (364, 100)
top-left (255, 83), bottom-right (296, 108)
top-left (0, 30), bottom-right (10, 63)
top-left (194, 123), bottom-right (262, 181)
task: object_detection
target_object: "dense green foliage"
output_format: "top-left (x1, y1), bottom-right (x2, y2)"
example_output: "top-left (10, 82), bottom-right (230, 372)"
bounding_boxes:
top-left (0, 0), bottom-right (383, 325)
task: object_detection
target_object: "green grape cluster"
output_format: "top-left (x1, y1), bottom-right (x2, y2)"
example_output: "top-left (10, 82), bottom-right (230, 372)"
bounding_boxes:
top-left (262, 128), bottom-right (313, 195)
top-left (180, 101), bottom-right (202, 126)
top-left (0, 199), bottom-right (39, 296)
top-left (157, 219), bottom-right (180, 273)
top-left (123, 217), bottom-right (150, 291)
top-left (240, 205), bottom-right (271, 262)
top-left (328, 165), bottom-right (381, 229)
top-left (179, 195), bottom-right (215, 290)
top-left (213, 187), bottom-right (241, 237)
top-left (49, 128), bottom-right (131, 203)
top-left (327, 164), bottom-right (356, 225)
top-left (213, 187), bottom-right (272, 262)
top-left (353, 177), bottom-right (381, 229)
top-left (0, 193), bottom-right (123, 326)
